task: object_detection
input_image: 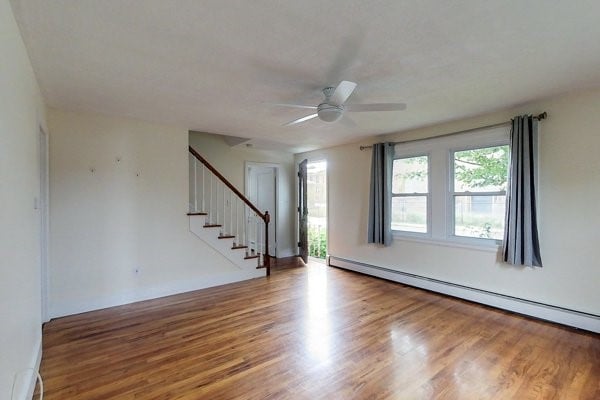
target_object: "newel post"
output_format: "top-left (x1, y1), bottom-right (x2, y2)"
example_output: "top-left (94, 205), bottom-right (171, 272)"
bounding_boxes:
top-left (264, 211), bottom-right (271, 276)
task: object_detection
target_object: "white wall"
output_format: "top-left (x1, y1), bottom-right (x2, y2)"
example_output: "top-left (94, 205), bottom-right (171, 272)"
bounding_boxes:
top-left (0, 1), bottom-right (47, 398)
top-left (297, 88), bottom-right (600, 315)
top-left (48, 110), bottom-right (258, 318)
top-left (189, 132), bottom-right (296, 257)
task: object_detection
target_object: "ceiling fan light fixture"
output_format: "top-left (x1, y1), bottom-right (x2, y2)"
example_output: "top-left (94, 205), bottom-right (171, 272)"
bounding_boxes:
top-left (276, 80), bottom-right (406, 126)
top-left (317, 104), bottom-right (343, 123)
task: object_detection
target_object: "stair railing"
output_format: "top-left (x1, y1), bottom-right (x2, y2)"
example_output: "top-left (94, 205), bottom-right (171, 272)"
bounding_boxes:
top-left (188, 146), bottom-right (271, 276)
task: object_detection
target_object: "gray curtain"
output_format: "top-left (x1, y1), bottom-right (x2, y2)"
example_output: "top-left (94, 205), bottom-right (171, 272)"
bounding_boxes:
top-left (503, 115), bottom-right (543, 267)
top-left (368, 142), bottom-right (393, 246)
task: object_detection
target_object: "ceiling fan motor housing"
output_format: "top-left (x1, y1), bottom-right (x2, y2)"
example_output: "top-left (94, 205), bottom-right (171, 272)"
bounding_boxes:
top-left (317, 103), bottom-right (343, 122)
top-left (278, 81), bottom-right (406, 126)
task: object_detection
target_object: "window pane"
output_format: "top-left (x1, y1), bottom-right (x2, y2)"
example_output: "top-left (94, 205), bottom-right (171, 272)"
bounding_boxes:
top-left (392, 156), bottom-right (428, 194)
top-left (454, 195), bottom-right (506, 240)
top-left (454, 145), bottom-right (509, 192)
top-left (392, 196), bottom-right (427, 233)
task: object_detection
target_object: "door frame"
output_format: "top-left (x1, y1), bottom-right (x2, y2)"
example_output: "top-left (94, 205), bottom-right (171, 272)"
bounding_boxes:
top-left (39, 126), bottom-right (50, 322)
top-left (297, 159), bottom-right (308, 263)
top-left (304, 159), bottom-right (329, 263)
top-left (244, 162), bottom-right (280, 257)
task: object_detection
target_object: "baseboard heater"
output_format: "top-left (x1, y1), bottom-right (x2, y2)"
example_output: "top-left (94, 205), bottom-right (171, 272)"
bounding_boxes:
top-left (328, 255), bottom-right (600, 333)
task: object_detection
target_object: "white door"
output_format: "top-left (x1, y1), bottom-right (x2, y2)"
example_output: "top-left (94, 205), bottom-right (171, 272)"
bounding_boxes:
top-left (246, 164), bottom-right (277, 256)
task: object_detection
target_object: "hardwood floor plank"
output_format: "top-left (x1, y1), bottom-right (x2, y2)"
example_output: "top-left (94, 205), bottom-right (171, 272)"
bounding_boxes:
top-left (38, 259), bottom-right (600, 399)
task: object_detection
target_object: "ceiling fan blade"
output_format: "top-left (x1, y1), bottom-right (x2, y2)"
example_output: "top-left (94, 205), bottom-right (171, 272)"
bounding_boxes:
top-left (283, 113), bottom-right (319, 126)
top-left (339, 115), bottom-right (357, 129)
top-left (330, 80), bottom-right (357, 105)
top-left (346, 103), bottom-right (407, 112)
top-left (269, 103), bottom-right (318, 110)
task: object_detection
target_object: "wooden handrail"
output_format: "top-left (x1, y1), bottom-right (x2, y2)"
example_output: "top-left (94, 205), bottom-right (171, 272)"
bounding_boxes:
top-left (189, 146), bottom-right (266, 221)
top-left (189, 146), bottom-right (271, 275)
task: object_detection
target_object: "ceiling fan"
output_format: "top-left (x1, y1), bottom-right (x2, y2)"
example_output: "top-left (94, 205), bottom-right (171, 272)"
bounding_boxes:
top-left (273, 81), bottom-right (407, 126)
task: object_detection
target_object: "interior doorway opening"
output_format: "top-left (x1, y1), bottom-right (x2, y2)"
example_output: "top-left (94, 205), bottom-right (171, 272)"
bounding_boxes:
top-left (307, 160), bottom-right (327, 260)
top-left (245, 162), bottom-right (278, 257)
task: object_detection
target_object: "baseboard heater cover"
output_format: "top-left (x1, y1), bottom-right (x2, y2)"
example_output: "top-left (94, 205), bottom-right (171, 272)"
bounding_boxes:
top-left (328, 255), bottom-right (600, 333)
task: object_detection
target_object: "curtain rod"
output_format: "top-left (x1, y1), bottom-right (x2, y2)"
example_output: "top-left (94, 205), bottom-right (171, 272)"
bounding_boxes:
top-left (359, 112), bottom-right (547, 150)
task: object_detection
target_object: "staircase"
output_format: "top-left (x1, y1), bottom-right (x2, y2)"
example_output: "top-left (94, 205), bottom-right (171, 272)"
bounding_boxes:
top-left (188, 146), bottom-right (271, 276)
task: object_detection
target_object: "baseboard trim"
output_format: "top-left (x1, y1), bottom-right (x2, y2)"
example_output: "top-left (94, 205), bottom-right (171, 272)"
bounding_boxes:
top-left (49, 269), bottom-right (264, 319)
top-left (328, 255), bottom-right (600, 333)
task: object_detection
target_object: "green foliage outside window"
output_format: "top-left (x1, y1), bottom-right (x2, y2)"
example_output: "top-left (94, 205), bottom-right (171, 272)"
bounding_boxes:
top-left (454, 146), bottom-right (509, 189)
top-left (397, 146), bottom-right (508, 189)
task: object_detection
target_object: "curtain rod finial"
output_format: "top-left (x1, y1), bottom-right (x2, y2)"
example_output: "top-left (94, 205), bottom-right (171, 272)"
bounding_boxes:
top-left (537, 112), bottom-right (547, 120)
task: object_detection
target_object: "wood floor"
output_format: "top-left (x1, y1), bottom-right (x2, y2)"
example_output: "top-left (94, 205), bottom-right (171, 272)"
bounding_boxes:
top-left (39, 258), bottom-right (599, 399)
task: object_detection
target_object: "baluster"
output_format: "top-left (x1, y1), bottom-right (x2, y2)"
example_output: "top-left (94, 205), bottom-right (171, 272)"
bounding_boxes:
top-left (220, 183), bottom-right (224, 233)
top-left (250, 210), bottom-right (254, 254)
top-left (229, 190), bottom-right (233, 237)
top-left (227, 188), bottom-right (231, 236)
top-left (259, 217), bottom-right (263, 265)
top-left (215, 180), bottom-right (221, 228)
top-left (255, 213), bottom-right (259, 256)
top-left (233, 199), bottom-right (237, 246)
top-left (213, 178), bottom-right (217, 225)
top-left (208, 174), bottom-right (212, 224)
top-left (222, 183), bottom-right (225, 234)
top-left (235, 197), bottom-right (239, 246)
top-left (248, 208), bottom-right (251, 251)
top-left (196, 160), bottom-right (201, 212)
top-left (188, 155), bottom-right (194, 212)
top-left (251, 213), bottom-right (255, 254)
top-left (241, 204), bottom-right (244, 249)
top-left (193, 158), bottom-right (198, 212)
top-left (242, 203), bottom-right (245, 248)
top-left (201, 164), bottom-right (205, 212)
top-left (213, 174), bottom-right (216, 224)
top-left (226, 187), bottom-right (230, 235)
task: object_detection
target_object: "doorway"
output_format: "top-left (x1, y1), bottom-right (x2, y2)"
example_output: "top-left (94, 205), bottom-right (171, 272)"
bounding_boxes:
top-left (306, 160), bottom-right (327, 261)
top-left (245, 163), bottom-right (278, 256)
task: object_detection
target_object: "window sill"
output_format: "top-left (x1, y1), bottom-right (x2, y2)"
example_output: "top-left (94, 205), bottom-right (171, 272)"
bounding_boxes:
top-left (391, 233), bottom-right (502, 253)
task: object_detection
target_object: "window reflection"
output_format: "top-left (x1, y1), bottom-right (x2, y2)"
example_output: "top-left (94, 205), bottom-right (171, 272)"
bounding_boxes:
top-left (305, 264), bottom-right (331, 366)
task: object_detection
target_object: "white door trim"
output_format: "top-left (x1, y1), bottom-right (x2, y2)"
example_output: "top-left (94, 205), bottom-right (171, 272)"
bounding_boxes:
top-left (39, 126), bottom-right (50, 323)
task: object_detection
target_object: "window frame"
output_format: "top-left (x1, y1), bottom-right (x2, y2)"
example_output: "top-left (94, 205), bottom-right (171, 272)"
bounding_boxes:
top-left (391, 152), bottom-right (432, 238)
top-left (390, 126), bottom-right (510, 249)
top-left (447, 141), bottom-right (510, 245)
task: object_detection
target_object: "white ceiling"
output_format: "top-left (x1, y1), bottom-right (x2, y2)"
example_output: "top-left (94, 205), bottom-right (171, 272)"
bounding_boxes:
top-left (11, 0), bottom-right (600, 153)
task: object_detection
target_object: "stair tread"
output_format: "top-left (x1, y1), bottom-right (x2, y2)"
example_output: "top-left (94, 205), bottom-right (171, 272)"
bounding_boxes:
top-left (187, 212), bottom-right (207, 216)
top-left (203, 224), bottom-right (222, 228)
top-left (218, 235), bottom-right (235, 239)
top-left (244, 255), bottom-right (260, 259)
top-left (232, 245), bottom-right (248, 250)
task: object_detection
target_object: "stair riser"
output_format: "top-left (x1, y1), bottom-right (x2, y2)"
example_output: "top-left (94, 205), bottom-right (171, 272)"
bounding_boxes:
top-left (189, 215), bottom-right (261, 271)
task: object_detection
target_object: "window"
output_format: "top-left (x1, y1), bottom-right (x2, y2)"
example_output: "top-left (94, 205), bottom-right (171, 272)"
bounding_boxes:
top-left (391, 155), bottom-right (429, 233)
top-left (391, 127), bottom-right (509, 246)
top-left (451, 145), bottom-right (509, 240)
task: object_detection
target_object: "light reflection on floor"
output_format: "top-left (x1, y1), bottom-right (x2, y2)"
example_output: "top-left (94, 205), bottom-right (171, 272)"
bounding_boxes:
top-left (304, 263), bottom-right (332, 366)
